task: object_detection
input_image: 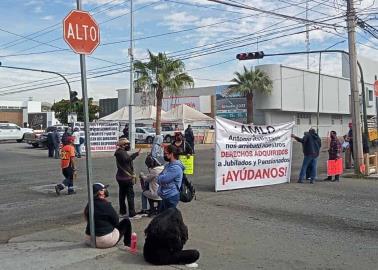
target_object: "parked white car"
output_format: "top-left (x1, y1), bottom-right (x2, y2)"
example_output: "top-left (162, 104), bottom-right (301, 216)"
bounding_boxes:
top-left (0, 123), bottom-right (34, 142)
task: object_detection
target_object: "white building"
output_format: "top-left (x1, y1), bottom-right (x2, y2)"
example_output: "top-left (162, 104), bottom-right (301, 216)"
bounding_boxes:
top-left (0, 100), bottom-right (58, 128)
top-left (116, 60), bottom-right (378, 138)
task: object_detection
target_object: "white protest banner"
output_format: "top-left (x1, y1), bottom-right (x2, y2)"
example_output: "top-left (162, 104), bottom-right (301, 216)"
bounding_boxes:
top-left (215, 117), bottom-right (294, 191)
top-left (74, 122), bottom-right (119, 152)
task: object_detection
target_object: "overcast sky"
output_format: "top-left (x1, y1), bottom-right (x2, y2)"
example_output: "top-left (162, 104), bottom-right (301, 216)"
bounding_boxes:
top-left (0, 0), bottom-right (377, 102)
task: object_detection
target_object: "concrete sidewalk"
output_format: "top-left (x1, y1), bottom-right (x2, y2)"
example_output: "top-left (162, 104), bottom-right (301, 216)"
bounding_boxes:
top-left (1, 221), bottom-right (197, 270)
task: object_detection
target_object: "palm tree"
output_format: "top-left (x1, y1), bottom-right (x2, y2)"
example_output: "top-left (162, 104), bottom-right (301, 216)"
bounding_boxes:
top-left (134, 51), bottom-right (194, 135)
top-left (226, 66), bottom-right (272, 124)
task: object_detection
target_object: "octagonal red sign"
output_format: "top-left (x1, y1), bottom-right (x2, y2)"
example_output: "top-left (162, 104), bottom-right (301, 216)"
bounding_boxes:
top-left (63, 10), bottom-right (100, 55)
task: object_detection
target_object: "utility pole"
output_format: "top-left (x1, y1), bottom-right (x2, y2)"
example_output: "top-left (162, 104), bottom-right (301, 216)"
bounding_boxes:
top-left (316, 52), bottom-right (321, 134)
top-left (305, 0), bottom-right (310, 69)
top-left (76, 0), bottom-right (96, 248)
top-left (128, 0), bottom-right (135, 150)
top-left (347, 0), bottom-right (364, 174)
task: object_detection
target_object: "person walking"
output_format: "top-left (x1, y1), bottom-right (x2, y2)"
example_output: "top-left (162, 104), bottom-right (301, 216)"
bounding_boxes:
top-left (84, 183), bottom-right (132, 249)
top-left (52, 127), bottom-right (61, 159)
top-left (114, 138), bottom-right (142, 219)
top-left (157, 145), bottom-right (185, 212)
top-left (55, 136), bottom-right (76, 195)
top-left (324, 131), bottom-right (342, 182)
top-left (184, 125), bottom-right (195, 154)
top-left (72, 127), bottom-right (82, 158)
top-left (47, 130), bottom-right (55, 158)
top-left (292, 128), bottom-right (321, 184)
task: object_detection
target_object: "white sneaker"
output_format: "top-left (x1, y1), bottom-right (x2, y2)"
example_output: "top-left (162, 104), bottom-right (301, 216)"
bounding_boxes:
top-left (129, 214), bottom-right (142, 220)
top-left (185, 263), bottom-right (198, 268)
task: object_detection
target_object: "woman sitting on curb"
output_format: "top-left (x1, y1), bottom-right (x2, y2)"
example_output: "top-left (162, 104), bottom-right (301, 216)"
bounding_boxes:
top-left (84, 183), bottom-right (132, 249)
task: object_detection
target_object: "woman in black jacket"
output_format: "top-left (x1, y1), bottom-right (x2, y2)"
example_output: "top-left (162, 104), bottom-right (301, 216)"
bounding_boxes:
top-left (143, 208), bottom-right (200, 266)
top-left (84, 183), bottom-right (132, 248)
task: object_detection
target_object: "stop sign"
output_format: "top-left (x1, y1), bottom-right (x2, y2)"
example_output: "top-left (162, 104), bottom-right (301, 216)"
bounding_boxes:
top-left (63, 10), bottom-right (100, 55)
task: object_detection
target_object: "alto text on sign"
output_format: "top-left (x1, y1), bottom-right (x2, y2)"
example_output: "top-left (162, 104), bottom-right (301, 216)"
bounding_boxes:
top-left (63, 10), bottom-right (100, 55)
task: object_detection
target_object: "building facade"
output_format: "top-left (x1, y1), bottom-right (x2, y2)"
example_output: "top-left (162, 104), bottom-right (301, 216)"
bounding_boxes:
top-left (115, 62), bottom-right (377, 138)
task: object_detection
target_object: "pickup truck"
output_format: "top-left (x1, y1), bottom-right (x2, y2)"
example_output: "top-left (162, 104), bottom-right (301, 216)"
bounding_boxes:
top-left (0, 123), bottom-right (33, 142)
top-left (135, 127), bottom-right (182, 144)
top-left (25, 125), bottom-right (67, 148)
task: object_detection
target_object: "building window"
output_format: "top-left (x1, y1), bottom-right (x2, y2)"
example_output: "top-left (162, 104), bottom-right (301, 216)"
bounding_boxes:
top-left (368, 88), bottom-right (374, 102)
top-left (332, 115), bottom-right (342, 125)
top-left (297, 113), bottom-right (311, 125)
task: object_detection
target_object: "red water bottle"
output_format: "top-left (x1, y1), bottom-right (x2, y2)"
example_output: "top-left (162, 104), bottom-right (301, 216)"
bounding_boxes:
top-left (130, 232), bottom-right (137, 253)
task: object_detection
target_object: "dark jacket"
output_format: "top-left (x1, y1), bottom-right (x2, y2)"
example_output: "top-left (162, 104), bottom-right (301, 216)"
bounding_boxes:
top-left (295, 132), bottom-right (321, 157)
top-left (328, 137), bottom-right (341, 160)
top-left (172, 140), bottom-right (193, 155)
top-left (114, 148), bottom-right (139, 181)
top-left (85, 198), bottom-right (118, 236)
top-left (184, 127), bottom-right (194, 143)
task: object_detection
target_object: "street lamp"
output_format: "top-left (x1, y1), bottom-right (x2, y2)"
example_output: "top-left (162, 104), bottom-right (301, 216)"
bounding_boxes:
top-left (0, 62), bottom-right (73, 101)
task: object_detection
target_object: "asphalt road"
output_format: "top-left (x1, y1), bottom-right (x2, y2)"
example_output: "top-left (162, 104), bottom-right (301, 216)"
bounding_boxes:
top-left (0, 142), bottom-right (378, 269)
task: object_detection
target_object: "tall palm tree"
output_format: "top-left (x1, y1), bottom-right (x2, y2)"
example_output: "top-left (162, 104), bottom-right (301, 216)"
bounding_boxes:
top-left (134, 51), bottom-right (194, 135)
top-left (226, 66), bottom-right (272, 124)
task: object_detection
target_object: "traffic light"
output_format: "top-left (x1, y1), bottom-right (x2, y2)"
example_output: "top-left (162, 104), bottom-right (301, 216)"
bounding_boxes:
top-left (69, 91), bottom-right (78, 103)
top-left (236, 51), bottom-right (265, 60)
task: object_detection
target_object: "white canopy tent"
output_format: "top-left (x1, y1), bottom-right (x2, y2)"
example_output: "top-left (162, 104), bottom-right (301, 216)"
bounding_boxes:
top-left (162, 104), bottom-right (214, 128)
top-left (100, 105), bottom-right (164, 121)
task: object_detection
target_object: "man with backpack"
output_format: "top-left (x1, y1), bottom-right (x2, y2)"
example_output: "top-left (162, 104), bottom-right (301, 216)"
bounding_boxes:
top-left (157, 145), bottom-right (185, 212)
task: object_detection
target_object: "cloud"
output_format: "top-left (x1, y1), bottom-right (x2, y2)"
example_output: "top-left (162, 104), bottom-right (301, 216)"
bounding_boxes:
top-left (41, 15), bottom-right (54, 20)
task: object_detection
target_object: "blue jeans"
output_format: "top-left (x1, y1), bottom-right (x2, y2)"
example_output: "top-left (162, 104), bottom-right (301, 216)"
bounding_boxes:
top-left (74, 144), bottom-right (81, 157)
top-left (299, 156), bottom-right (318, 181)
top-left (160, 193), bottom-right (180, 212)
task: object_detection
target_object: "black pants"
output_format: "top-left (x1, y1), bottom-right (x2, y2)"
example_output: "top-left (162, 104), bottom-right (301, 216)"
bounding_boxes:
top-left (117, 180), bottom-right (136, 216)
top-left (145, 248), bottom-right (200, 265)
top-left (47, 144), bottom-right (54, 157)
top-left (115, 219), bottom-right (132, 246)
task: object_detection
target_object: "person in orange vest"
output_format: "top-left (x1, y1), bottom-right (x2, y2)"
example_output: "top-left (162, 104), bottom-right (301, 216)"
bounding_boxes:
top-left (55, 136), bottom-right (77, 195)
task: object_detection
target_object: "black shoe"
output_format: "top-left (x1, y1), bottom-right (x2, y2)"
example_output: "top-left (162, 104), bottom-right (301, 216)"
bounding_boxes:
top-left (297, 180), bottom-right (303, 183)
top-left (67, 190), bottom-right (76, 195)
top-left (323, 177), bottom-right (331, 181)
top-left (55, 185), bottom-right (61, 196)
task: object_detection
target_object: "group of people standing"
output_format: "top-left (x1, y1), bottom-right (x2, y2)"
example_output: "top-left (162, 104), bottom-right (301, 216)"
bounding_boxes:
top-left (292, 123), bottom-right (362, 184)
top-left (81, 127), bottom-right (199, 267)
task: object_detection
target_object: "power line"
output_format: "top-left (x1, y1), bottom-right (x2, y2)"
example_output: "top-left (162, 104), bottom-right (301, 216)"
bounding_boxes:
top-left (207, 0), bottom-right (345, 29)
top-left (0, 13), bottom-right (345, 94)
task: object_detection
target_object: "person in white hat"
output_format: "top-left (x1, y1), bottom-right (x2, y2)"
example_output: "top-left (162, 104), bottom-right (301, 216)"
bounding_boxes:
top-left (114, 138), bottom-right (142, 219)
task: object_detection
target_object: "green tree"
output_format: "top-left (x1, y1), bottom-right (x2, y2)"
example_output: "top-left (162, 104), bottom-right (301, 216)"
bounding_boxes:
top-left (226, 67), bottom-right (273, 123)
top-left (134, 50), bottom-right (194, 135)
top-left (51, 98), bottom-right (100, 124)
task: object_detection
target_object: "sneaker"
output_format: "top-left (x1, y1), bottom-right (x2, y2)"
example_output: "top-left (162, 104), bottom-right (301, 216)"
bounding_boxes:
top-left (185, 262), bottom-right (198, 268)
top-left (136, 210), bottom-right (149, 217)
top-left (129, 214), bottom-right (142, 220)
top-left (55, 185), bottom-right (61, 196)
top-left (67, 190), bottom-right (76, 195)
top-left (119, 213), bottom-right (128, 219)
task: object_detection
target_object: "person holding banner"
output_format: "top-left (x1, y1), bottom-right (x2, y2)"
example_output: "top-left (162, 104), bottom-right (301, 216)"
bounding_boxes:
top-left (292, 128), bottom-right (321, 184)
top-left (324, 131), bottom-right (342, 182)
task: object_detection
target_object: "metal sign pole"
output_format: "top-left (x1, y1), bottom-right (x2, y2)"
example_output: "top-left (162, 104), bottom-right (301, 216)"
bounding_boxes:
top-left (128, 0), bottom-right (135, 150)
top-left (77, 0), bottom-right (96, 248)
